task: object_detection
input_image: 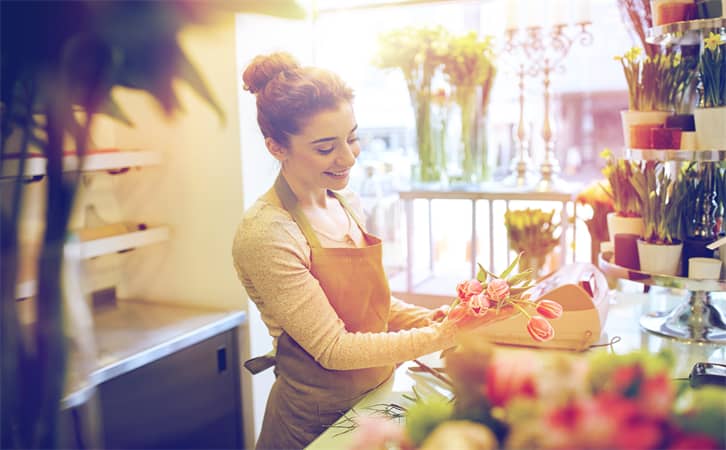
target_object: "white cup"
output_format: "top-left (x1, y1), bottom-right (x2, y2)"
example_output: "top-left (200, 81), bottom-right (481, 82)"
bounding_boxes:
top-left (688, 257), bottom-right (722, 280)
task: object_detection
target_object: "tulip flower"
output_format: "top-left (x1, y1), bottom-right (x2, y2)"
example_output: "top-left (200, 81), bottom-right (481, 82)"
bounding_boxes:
top-left (536, 299), bottom-right (563, 319)
top-left (527, 316), bottom-right (555, 342)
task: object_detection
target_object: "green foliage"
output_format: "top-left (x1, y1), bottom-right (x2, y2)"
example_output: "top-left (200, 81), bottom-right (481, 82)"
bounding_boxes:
top-left (600, 148), bottom-right (642, 216)
top-left (615, 47), bottom-right (694, 112)
top-left (586, 349), bottom-right (674, 394)
top-left (503, 209), bottom-right (560, 259)
top-left (405, 395), bottom-right (454, 447)
top-left (699, 32), bottom-right (726, 108)
top-left (631, 161), bottom-right (684, 244)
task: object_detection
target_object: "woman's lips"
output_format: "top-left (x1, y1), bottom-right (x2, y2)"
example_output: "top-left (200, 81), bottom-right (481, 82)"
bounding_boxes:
top-left (325, 169), bottom-right (350, 178)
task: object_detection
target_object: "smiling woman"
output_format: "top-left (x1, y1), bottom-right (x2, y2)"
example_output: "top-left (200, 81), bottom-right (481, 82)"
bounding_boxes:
top-left (232, 52), bottom-right (517, 450)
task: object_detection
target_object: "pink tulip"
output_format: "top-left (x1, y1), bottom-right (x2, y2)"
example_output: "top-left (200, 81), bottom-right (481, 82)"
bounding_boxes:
top-left (527, 316), bottom-right (554, 342)
top-left (468, 293), bottom-right (490, 316)
top-left (486, 278), bottom-right (510, 303)
top-left (456, 279), bottom-right (483, 302)
top-left (536, 299), bottom-right (563, 319)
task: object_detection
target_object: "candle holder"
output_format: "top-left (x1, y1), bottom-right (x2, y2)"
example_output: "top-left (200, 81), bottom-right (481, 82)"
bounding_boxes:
top-left (504, 21), bottom-right (593, 191)
top-left (503, 64), bottom-right (535, 187)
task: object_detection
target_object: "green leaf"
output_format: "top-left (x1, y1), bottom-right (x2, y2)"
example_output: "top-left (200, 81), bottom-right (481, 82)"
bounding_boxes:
top-left (476, 263), bottom-right (496, 283)
top-left (499, 252), bottom-right (521, 279)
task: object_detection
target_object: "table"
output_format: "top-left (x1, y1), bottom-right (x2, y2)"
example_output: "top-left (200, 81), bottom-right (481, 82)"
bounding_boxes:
top-left (398, 182), bottom-right (581, 294)
top-left (306, 286), bottom-right (726, 449)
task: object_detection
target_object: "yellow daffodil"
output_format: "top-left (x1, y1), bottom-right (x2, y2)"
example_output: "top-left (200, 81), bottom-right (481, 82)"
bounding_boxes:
top-left (704, 32), bottom-right (723, 52)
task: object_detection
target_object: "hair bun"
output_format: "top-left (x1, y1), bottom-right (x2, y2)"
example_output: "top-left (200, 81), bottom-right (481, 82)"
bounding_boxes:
top-left (243, 52), bottom-right (300, 94)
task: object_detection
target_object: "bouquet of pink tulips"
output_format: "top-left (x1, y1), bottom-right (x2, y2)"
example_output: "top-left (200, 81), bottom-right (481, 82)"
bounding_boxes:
top-left (447, 253), bottom-right (563, 342)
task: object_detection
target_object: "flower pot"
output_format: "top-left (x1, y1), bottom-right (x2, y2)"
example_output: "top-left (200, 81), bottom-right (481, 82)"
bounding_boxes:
top-left (651, 127), bottom-right (682, 149)
top-left (637, 239), bottom-right (683, 276)
top-left (607, 212), bottom-right (645, 243)
top-left (620, 110), bottom-right (670, 148)
top-left (652, 0), bottom-right (698, 24)
top-left (694, 107), bottom-right (726, 150)
top-left (681, 235), bottom-right (716, 276)
top-left (696, 0), bottom-right (723, 18)
top-left (665, 113), bottom-right (695, 131)
top-left (614, 233), bottom-right (641, 270)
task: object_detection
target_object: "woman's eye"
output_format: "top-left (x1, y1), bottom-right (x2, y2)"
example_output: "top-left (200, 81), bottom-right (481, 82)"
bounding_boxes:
top-left (348, 136), bottom-right (360, 144)
top-left (316, 147), bottom-right (334, 155)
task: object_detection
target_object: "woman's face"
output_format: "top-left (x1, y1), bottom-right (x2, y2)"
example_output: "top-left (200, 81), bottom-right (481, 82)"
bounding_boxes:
top-left (280, 102), bottom-right (360, 194)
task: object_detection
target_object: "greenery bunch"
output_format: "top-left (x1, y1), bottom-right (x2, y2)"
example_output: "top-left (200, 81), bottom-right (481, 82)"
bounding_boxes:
top-left (658, 52), bottom-right (698, 113)
top-left (374, 25), bottom-right (451, 182)
top-left (699, 32), bottom-right (726, 108)
top-left (504, 208), bottom-right (560, 273)
top-left (615, 47), bottom-right (694, 112)
top-left (631, 161), bottom-right (684, 244)
top-left (600, 148), bottom-right (642, 217)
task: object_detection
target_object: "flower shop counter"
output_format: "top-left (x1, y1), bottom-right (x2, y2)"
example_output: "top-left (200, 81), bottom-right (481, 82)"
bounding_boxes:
top-left (306, 287), bottom-right (726, 450)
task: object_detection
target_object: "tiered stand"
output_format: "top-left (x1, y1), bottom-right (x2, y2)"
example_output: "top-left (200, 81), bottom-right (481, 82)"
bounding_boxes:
top-left (599, 16), bottom-right (726, 345)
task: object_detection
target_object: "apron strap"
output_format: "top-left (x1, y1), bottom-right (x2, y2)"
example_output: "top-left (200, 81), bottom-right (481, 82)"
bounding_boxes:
top-left (330, 191), bottom-right (366, 234)
top-left (274, 174), bottom-right (322, 248)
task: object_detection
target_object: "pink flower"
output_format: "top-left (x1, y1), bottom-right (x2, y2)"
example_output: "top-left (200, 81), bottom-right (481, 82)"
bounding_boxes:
top-left (484, 352), bottom-right (538, 407)
top-left (485, 278), bottom-right (510, 303)
top-left (456, 279), bottom-right (483, 302)
top-left (349, 416), bottom-right (410, 450)
top-left (527, 316), bottom-right (554, 342)
top-left (535, 299), bottom-right (563, 319)
top-left (468, 293), bottom-right (490, 316)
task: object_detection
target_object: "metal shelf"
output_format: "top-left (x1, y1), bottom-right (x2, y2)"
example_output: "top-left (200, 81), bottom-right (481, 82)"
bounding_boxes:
top-left (623, 148), bottom-right (726, 162)
top-left (646, 17), bottom-right (726, 46)
top-left (598, 251), bottom-right (726, 344)
top-left (1, 150), bottom-right (162, 179)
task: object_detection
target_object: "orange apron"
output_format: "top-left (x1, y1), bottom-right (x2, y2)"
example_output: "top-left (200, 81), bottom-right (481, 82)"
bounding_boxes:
top-left (255, 175), bottom-right (394, 450)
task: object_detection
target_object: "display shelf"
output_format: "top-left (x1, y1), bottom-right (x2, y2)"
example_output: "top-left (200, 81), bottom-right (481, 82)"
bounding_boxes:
top-left (624, 148), bottom-right (726, 162)
top-left (646, 17), bottom-right (726, 46)
top-left (64, 225), bottom-right (170, 260)
top-left (1, 150), bottom-right (162, 179)
top-left (598, 251), bottom-right (726, 344)
top-left (15, 280), bottom-right (37, 300)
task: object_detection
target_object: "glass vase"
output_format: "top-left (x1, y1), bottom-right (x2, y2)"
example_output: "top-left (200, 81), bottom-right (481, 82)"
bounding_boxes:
top-left (453, 86), bottom-right (489, 186)
top-left (410, 88), bottom-right (444, 186)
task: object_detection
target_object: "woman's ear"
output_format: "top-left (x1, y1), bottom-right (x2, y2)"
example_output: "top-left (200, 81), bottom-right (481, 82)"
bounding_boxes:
top-left (265, 137), bottom-right (287, 162)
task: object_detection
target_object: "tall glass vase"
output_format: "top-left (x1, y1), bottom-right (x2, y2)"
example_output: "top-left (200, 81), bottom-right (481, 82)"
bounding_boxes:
top-left (452, 86), bottom-right (489, 185)
top-left (456, 86), bottom-right (478, 185)
top-left (410, 87), bottom-right (444, 185)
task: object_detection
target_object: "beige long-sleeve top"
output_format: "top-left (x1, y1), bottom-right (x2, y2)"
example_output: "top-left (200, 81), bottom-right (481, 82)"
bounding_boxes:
top-left (232, 187), bottom-right (456, 371)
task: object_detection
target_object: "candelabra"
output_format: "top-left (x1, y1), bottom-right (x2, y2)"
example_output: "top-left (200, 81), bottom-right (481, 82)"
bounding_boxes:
top-left (504, 21), bottom-right (593, 191)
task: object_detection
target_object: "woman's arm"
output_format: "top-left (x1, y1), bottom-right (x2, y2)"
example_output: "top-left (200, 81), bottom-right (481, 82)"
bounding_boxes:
top-left (388, 296), bottom-right (447, 331)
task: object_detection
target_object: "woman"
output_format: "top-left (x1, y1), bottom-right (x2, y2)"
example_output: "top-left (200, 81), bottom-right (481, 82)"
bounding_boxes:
top-left (232, 52), bottom-right (512, 450)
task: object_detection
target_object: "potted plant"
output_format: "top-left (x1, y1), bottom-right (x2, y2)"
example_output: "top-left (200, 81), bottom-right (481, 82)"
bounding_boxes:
top-left (616, 47), bottom-right (675, 148)
top-left (504, 208), bottom-right (561, 276)
top-left (440, 31), bottom-right (497, 185)
top-left (374, 26), bottom-right (451, 185)
top-left (659, 51), bottom-right (699, 149)
top-left (1, 2), bottom-right (304, 447)
top-left (694, 32), bottom-right (726, 150)
top-left (600, 148), bottom-right (645, 243)
top-left (631, 161), bottom-right (685, 275)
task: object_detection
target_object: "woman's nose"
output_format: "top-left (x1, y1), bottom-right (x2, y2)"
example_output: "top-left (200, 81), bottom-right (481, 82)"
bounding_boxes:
top-left (337, 142), bottom-right (358, 166)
